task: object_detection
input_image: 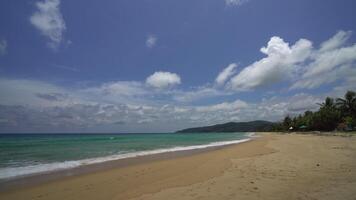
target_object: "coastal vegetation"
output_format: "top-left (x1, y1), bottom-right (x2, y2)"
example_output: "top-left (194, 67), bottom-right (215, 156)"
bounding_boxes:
top-left (272, 90), bottom-right (356, 132)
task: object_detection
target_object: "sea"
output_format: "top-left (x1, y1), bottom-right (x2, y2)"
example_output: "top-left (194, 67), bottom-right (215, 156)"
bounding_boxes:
top-left (0, 132), bottom-right (252, 180)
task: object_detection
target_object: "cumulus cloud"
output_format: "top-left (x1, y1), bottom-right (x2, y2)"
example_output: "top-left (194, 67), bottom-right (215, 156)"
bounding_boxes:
top-left (215, 63), bottom-right (237, 86)
top-left (146, 71), bottom-right (181, 89)
top-left (30, 0), bottom-right (66, 49)
top-left (0, 39), bottom-right (7, 55)
top-left (227, 36), bottom-right (312, 91)
top-left (221, 30), bottom-right (355, 92)
top-left (225, 0), bottom-right (250, 6)
top-left (146, 35), bottom-right (157, 48)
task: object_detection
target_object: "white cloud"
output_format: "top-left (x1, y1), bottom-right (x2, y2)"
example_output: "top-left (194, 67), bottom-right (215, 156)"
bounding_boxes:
top-left (319, 30), bottom-right (352, 52)
top-left (225, 0), bottom-right (250, 6)
top-left (286, 93), bottom-right (321, 112)
top-left (196, 99), bottom-right (247, 112)
top-left (0, 39), bottom-right (7, 55)
top-left (303, 44), bottom-right (356, 78)
top-left (227, 36), bottom-right (312, 91)
top-left (221, 31), bottom-right (355, 91)
top-left (244, 93), bottom-right (323, 122)
top-left (331, 78), bottom-right (356, 97)
top-left (173, 87), bottom-right (230, 103)
top-left (146, 35), bottom-right (157, 48)
top-left (30, 0), bottom-right (66, 49)
top-left (96, 81), bottom-right (148, 97)
top-left (292, 64), bottom-right (356, 89)
top-left (146, 71), bottom-right (181, 89)
top-left (215, 63), bottom-right (237, 86)
top-left (79, 81), bottom-right (154, 105)
top-left (291, 31), bottom-right (356, 89)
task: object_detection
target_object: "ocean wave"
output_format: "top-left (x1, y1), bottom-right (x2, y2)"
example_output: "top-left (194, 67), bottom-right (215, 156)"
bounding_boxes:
top-left (0, 138), bottom-right (250, 180)
top-left (245, 132), bottom-right (259, 138)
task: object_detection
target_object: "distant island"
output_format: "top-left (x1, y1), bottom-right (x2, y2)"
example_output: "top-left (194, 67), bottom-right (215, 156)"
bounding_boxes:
top-left (176, 120), bottom-right (275, 133)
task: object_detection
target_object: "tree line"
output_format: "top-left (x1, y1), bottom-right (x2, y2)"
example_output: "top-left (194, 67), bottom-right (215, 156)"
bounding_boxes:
top-left (272, 91), bottom-right (356, 132)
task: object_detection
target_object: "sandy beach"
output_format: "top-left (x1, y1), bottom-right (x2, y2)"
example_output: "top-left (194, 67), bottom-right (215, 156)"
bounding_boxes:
top-left (1, 133), bottom-right (356, 200)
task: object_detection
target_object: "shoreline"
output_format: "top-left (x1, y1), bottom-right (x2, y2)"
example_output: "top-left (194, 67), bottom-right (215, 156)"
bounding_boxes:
top-left (0, 137), bottom-right (253, 192)
top-left (1, 133), bottom-right (355, 200)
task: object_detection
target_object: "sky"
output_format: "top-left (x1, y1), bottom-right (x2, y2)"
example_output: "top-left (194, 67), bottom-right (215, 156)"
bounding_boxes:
top-left (0, 0), bottom-right (356, 133)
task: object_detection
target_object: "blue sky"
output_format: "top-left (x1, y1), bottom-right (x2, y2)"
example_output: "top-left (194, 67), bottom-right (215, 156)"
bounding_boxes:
top-left (0, 0), bottom-right (355, 133)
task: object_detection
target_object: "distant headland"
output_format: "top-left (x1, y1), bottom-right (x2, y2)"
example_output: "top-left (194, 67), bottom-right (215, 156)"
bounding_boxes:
top-left (177, 90), bottom-right (356, 133)
top-left (176, 120), bottom-right (275, 133)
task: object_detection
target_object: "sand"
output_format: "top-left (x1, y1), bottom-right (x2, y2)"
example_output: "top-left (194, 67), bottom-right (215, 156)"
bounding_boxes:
top-left (1, 133), bottom-right (356, 200)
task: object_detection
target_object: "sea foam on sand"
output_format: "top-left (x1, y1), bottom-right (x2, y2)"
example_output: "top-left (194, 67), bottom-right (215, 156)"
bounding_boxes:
top-left (0, 138), bottom-right (251, 180)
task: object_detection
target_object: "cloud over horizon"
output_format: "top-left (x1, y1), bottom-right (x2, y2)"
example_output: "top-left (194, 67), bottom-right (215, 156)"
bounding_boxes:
top-left (0, 76), bottom-right (343, 133)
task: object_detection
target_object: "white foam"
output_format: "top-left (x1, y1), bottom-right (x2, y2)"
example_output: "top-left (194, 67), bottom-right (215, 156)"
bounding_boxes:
top-left (246, 132), bottom-right (259, 138)
top-left (0, 138), bottom-right (250, 180)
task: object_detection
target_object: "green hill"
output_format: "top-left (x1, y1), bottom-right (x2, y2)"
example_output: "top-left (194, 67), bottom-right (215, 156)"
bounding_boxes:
top-left (176, 120), bottom-right (275, 133)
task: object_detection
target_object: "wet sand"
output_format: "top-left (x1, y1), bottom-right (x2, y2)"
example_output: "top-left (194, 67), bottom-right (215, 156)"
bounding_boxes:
top-left (1, 133), bottom-right (356, 200)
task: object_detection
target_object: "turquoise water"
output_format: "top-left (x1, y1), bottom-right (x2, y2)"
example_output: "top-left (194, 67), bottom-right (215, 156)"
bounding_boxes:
top-left (0, 132), bottom-right (250, 179)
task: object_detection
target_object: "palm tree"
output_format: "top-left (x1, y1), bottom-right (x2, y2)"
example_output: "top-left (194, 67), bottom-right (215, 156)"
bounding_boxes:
top-left (318, 97), bottom-right (335, 109)
top-left (283, 115), bottom-right (292, 129)
top-left (336, 91), bottom-right (356, 117)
